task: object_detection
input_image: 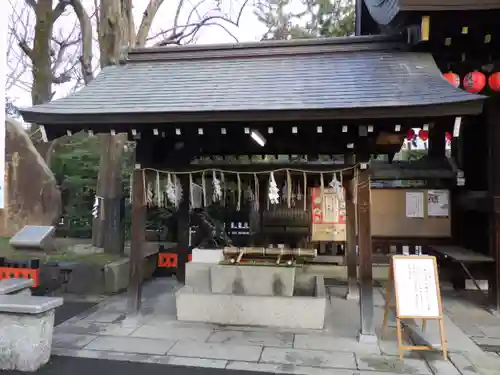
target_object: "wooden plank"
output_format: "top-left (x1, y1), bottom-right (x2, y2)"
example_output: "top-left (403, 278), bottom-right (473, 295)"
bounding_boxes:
top-left (429, 246), bottom-right (494, 263)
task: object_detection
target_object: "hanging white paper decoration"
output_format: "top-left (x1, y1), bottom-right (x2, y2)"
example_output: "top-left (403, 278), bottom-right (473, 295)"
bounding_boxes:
top-left (174, 174), bottom-right (183, 206)
top-left (268, 172), bottom-right (279, 204)
top-left (296, 180), bottom-right (303, 201)
top-left (329, 172), bottom-right (343, 199)
top-left (146, 181), bottom-right (154, 206)
top-left (212, 170), bottom-right (222, 202)
top-left (166, 173), bottom-right (177, 205)
top-left (92, 196), bottom-right (101, 218)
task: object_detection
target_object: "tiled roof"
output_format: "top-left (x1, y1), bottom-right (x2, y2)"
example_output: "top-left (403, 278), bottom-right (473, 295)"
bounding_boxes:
top-left (20, 36), bottom-right (483, 121)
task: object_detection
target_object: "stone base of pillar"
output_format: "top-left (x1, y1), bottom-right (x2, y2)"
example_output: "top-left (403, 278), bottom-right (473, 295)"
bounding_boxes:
top-left (357, 331), bottom-right (378, 344)
top-left (345, 288), bottom-right (360, 301)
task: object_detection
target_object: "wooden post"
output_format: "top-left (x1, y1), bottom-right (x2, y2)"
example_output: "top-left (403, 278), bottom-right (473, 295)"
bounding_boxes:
top-left (487, 97), bottom-right (500, 311)
top-left (357, 163), bottom-right (376, 342)
top-left (428, 123), bottom-right (446, 159)
top-left (176, 174), bottom-right (190, 284)
top-left (128, 167), bottom-right (146, 313)
top-left (344, 154), bottom-right (358, 300)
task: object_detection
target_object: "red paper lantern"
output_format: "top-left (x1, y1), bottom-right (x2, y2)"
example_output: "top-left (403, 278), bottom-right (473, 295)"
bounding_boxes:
top-left (418, 129), bottom-right (429, 141)
top-left (463, 71), bottom-right (486, 93)
top-left (489, 72), bottom-right (500, 92)
top-left (445, 132), bottom-right (452, 141)
top-left (407, 129), bottom-right (415, 141)
top-left (443, 72), bottom-right (460, 88)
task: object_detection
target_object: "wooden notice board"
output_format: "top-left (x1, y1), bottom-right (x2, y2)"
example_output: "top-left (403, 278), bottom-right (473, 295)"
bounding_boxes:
top-left (382, 255), bottom-right (447, 360)
top-left (371, 189), bottom-right (451, 237)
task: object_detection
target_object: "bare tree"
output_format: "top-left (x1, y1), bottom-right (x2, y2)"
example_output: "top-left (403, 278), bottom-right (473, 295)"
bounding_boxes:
top-left (7, 0), bottom-right (253, 253)
top-left (73, 0), bottom-right (252, 252)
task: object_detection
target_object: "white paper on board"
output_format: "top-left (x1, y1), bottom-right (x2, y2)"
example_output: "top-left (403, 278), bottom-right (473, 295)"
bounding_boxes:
top-left (405, 192), bottom-right (424, 218)
top-left (427, 190), bottom-right (449, 217)
top-left (393, 257), bottom-right (440, 318)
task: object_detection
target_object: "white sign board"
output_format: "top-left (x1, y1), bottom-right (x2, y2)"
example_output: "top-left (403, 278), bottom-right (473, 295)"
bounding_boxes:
top-left (427, 190), bottom-right (449, 217)
top-left (393, 256), bottom-right (440, 318)
top-left (405, 192), bottom-right (424, 218)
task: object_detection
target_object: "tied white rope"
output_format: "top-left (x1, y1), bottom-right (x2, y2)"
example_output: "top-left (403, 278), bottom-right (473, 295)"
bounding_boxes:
top-left (201, 171), bottom-right (207, 207)
top-left (156, 171), bottom-right (161, 207)
top-left (320, 172), bottom-right (324, 203)
top-left (303, 171), bottom-right (307, 211)
top-left (253, 173), bottom-right (259, 211)
top-left (286, 169), bottom-right (292, 208)
top-left (236, 173), bottom-right (242, 211)
top-left (221, 171), bottom-right (225, 206)
top-left (142, 169), bottom-right (147, 205)
top-left (189, 173), bottom-right (194, 208)
top-left (141, 165), bottom-right (356, 176)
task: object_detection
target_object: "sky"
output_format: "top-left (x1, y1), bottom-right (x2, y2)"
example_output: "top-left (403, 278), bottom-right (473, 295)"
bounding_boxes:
top-left (5, 0), bottom-right (278, 107)
top-left (4, 0), bottom-right (434, 151)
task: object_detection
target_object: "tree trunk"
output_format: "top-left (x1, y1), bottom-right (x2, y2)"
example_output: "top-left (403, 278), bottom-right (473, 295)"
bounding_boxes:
top-left (92, 0), bottom-right (164, 252)
top-left (31, 0), bottom-right (54, 105)
top-left (92, 0), bottom-right (131, 251)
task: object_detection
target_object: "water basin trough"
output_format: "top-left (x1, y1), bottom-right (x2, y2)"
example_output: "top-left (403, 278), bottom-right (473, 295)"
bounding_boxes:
top-left (175, 263), bottom-right (327, 329)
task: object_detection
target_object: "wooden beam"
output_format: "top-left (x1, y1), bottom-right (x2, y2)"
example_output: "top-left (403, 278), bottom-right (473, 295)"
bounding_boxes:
top-left (428, 122), bottom-right (446, 158)
top-left (128, 167), bottom-right (146, 313)
top-left (357, 162), bottom-right (376, 342)
top-left (487, 97), bottom-right (500, 311)
top-left (344, 153), bottom-right (358, 300)
top-left (176, 175), bottom-right (191, 283)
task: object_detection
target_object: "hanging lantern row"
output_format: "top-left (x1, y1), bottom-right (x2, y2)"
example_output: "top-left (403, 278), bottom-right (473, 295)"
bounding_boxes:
top-left (406, 129), bottom-right (452, 142)
top-left (443, 71), bottom-right (500, 93)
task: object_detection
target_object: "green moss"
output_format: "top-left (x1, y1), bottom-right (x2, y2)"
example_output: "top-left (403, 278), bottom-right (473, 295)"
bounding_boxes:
top-left (0, 237), bottom-right (123, 266)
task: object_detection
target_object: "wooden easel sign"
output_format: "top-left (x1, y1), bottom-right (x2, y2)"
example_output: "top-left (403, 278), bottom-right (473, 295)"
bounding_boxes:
top-left (382, 255), bottom-right (447, 360)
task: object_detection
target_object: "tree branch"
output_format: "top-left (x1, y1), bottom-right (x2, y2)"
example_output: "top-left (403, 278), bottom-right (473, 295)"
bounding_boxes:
top-left (69, 0), bottom-right (94, 84)
top-left (52, 0), bottom-right (71, 22)
top-left (136, 0), bottom-right (166, 47)
top-left (154, 0), bottom-right (249, 46)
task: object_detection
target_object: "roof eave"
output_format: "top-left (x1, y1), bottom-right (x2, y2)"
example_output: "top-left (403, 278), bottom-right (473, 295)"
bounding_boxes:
top-left (19, 99), bottom-right (485, 129)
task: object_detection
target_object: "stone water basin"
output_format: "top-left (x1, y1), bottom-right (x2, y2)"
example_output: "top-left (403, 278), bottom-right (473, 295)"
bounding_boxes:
top-left (176, 263), bottom-right (327, 329)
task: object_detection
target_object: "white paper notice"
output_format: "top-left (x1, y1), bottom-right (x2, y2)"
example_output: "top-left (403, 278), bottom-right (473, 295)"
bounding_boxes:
top-left (393, 257), bottom-right (440, 318)
top-left (405, 192), bottom-right (424, 218)
top-left (427, 190), bottom-right (449, 217)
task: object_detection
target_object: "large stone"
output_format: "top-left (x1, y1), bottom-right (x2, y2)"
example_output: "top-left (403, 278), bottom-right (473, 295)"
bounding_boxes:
top-left (0, 309), bottom-right (56, 371)
top-left (0, 119), bottom-right (61, 237)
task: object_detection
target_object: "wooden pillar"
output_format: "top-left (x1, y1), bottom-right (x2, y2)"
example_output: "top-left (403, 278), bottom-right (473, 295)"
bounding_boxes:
top-left (343, 154), bottom-right (358, 300)
top-left (176, 174), bottom-right (190, 284)
top-left (428, 123), bottom-right (446, 158)
top-left (128, 167), bottom-right (146, 313)
top-left (356, 163), bottom-right (376, 342)
top-left (487, 97), bottom-right (500, 311)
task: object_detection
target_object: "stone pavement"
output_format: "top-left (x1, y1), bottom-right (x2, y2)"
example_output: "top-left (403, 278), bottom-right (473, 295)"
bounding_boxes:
top-left (441, 289), bottom-right (500, 355)
top-left (51, 278), bottom-right (500, 375)
top-left (3, 355), bottom-right (277, 375)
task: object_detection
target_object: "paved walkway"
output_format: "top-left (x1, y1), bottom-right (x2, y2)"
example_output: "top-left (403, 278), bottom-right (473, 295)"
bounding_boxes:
top-left (441, 289), bottom-right (500, 355)
top-left (49, 278), bottom-right (500, 375)
top-left (3, 356), bottom-right (275, 375)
